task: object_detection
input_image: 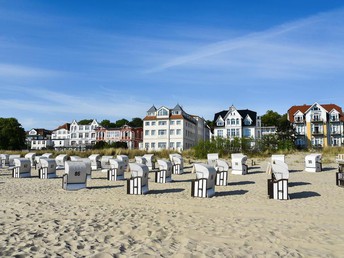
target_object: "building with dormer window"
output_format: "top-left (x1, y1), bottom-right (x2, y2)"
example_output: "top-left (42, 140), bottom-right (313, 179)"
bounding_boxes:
top-left (287, 102), bottom-right (344, 148)
top-left (51, 123), bottom-right (71, 150)
top-left (69, 119), bottom-right (101, 149)
top-left (213, 105), bottom-right (262, 142)
top-left (27, 128), bottom-right (53, 150)
top-left (143, 104), bottom-right (210, 151)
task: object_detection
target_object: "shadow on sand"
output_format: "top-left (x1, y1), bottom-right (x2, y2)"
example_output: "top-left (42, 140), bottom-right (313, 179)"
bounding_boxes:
top-left (289, 181), bottom-right (311, 187)
top-left (215, 189), bottom-right (248, 197)
top-left (87, 185), bottom-right (123, 190)
top-left (290, 191), bottom-right (321, 199)
top-left (149, 188), bottom-right (185, 194)
top-left (228, 181), bottom-right (255, 186)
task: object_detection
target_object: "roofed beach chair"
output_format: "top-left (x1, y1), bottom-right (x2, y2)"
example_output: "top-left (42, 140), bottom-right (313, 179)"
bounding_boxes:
top-left (336, 154), bottom-right (344, 187)
top-left (214, 159), bottom-right (229, 186)
top-left (155, 159), bottom-right (172, 183)
top-left (12, 158), bottom-right (31, 178)
top-left (231, 153), bottom-right (248, 175)
top-left (70, 156), bottom-right (82, 161)
top-left (267, 160), bottom-right (289, 200)
top-left (305, 154), bottom-right (322, 172)
top-left (127, 163), bottom-right (149, 195)
top-left (80, 158), bottom-right (92, 179)
top-left (135, 156), bottom-right (147, 165)
top-left (108, 159), bottom-right (125, 181)
top-left (191, 163), bottom-right (216, 198)
top-left (169, 153), bottom-right (184, 174)
top-left (9, 155), bottom-right (21, 167)
top-left (42, 153), bottom-right (53, 159)
top-left (38, 158), bottom-right (57, 179)
top-left (62, 161), bottom-right (87, 190)
top-left (0, 154), bottom-right (9, 168)
top-left (89, 154), bottom-right (101, 170)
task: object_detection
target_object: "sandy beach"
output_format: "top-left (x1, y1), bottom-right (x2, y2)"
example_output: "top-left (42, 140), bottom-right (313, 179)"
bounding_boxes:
top-left (0, 153), bottom-right (344, 257)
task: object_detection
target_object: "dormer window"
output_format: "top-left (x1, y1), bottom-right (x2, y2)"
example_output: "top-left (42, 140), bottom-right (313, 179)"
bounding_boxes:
top-left (147, 112), bottom-right (155, 116)
top-left (157, 109), bottom-right (168, 116)
top-left (172, 110), bottom-right (180, 115)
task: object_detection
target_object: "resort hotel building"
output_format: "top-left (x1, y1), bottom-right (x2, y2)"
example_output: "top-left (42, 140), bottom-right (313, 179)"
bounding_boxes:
top-left (288, 102), bottom-right (344, 148)
top-left (142, 104), bottom-right (210, 151)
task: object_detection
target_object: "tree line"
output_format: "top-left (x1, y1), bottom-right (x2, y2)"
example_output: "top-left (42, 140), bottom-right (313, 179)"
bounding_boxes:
top-left (78, 118), bottom-right (143, 128)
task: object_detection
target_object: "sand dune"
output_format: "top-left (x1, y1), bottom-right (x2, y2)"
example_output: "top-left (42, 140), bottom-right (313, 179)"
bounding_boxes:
top-left (0, 153), bottom-right (344, 257)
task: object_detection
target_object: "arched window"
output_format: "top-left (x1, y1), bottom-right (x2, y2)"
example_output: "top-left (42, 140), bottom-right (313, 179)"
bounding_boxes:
top-left (157, 109), bottom-right (168, 116)
top-left (236, 118), bottom-right (239, 125)
top-left (231, 118), bottom-right (235, 125)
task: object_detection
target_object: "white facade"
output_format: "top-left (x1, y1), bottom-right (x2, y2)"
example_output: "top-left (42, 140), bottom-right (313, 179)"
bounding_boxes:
top-left (143, 105), bottom-right (210, 151)
top-left (51, 123), bottom-right (70, 149)
top-left (70, 119), bottom-right (100, 147)
top-left (28, 129), bottom-right (53, 150)
top-left (213, 105), bottom-right (261, 142)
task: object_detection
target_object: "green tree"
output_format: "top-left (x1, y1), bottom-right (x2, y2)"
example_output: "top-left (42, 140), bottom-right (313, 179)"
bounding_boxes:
top-left (128, 117), bottom-right (143, 127)
top-left (100, 119), bottom-right (116, 128)
top-left (78, 119), bottom-right (93, 125)
top-left (0, 118), bottom-right (26, 150)
top-left (261, 110), bottom-right (281, 126)
top-left (115, 118), bottom-right (129, 127)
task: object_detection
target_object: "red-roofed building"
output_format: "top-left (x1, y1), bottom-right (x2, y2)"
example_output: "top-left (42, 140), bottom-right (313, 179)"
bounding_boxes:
top-left (51, 123), bottom-right (71, 150)
top-left (287, 102), bottom-right (344, 148)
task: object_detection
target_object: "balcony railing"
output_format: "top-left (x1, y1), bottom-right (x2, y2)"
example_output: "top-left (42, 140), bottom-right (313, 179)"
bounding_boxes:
top-left (312, 130), bottom-right (324, 135)
top-left (294, 119), bottom-right (304, 123)
top-left (331, 131), bottom-right (341, 135)
top-left (330, 118), bottom-right (340, 122)
top-left (311, 117), bottom-right (323, 123)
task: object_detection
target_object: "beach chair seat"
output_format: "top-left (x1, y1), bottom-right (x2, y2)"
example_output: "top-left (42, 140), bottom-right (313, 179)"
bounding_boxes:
top-left (55, 154), bottom-right (68, 170)
top-left (24, 153), bottom-right (36, 167)
top-left (9, 155), bottom-right (21, 167)
top-left (336, 172), bottom-right (344, 187)
top-left (39, 158), bottom-right (57, 179)
top-left (0, 154), bottom-right (9, 168)
top-left (89, 154), bottom-right (101, 170)
top-left (12, 158), bottom-right (31, 178)
top-left (305, 154), bottom-right (322, 172)
top-left (143, 154), bottom-right (155, 170)
top-left (127, 163), bottom-right (149, 195)
top-left (79, 158), bottom-right (92, 180)
top-left (117, 155), bottom-right (129, 172)
top-left (155, 159), bottom-right (172, 183)
top-left (191, 163), bottom-right (216, 198)
top-left (231, 153), bottom-right (248, 175)
top-left (62, 161), bottom-right (87, 190)
top-left (108, 159), bottom-right (125, 181)
top-left (100, 156), bottom-right (113, 172)
top-left (207, 153), bottom-right (219, 167)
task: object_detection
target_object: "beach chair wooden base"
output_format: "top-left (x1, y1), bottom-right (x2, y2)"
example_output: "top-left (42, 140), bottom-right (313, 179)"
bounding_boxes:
top-left (155, 170), bottom-right (172, 183)
top-left (107, 168), bottom-right (125, 181)
top-left (172, 164), bottom-right (183, 175)
top-left (336, 172), bottom-right (344, 187)
top-left (191, 178), bottom-right (215, 198)
top-left (127, 177), bottom-right (149, 195)
top-left (12, 167), bottom-right (31, 178)
top-left (62, 174), bottom-right (86, 190)
top-left (216, 171), bottom-right (228, 186)
top-left (268, 179), bottom-right (289, 200)
top-left (39, 168), bottom-right (57, 179)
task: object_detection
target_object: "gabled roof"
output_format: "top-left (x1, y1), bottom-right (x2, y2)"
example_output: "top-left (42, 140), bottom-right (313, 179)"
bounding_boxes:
top-left (53, 123), bottom-right (71, 131)
top-left (147, 105), bottom-right (157, 113)
top-left (213, 109), bottom-right (257, 126)
top-left (288, 103), bottom-right (344, 122)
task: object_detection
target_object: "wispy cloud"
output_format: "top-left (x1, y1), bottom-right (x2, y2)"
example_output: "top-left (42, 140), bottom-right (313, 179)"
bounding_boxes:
top-left (0, 63), bottom-right (64, 78)
top-left (145, 7), bottom-right (344, 79)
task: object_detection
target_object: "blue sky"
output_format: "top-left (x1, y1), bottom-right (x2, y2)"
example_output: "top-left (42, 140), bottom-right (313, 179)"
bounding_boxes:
top-left (1, 0), bottom-right (344, 130)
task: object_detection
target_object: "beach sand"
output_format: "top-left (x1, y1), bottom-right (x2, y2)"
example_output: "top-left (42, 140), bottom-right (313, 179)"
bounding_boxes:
top-left (0, 153), bottom-right (343, 257)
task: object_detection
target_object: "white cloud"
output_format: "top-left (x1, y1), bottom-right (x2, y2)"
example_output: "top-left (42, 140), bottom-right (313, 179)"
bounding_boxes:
top-left (0, 63), bottom-right (63, 78)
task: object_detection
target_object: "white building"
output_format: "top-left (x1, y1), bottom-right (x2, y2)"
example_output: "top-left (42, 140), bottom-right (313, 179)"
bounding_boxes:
top-left (213, 105), bottom-right (262, 141)
top-left (69, 119), bottom-right (100, 149)
top-left (143, 104), bottom-right (210, 151)
top-left (51, 123), bottom-right (71, 150)
top-left (28, 128), bottom-right (53, 150)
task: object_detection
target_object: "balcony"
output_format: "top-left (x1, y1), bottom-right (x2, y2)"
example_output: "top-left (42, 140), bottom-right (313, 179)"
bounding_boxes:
top-left (330, 118), bottom-right (340, 123)
top-left (331, 131), bottom-right (341, 135)
top-left (312, 130), bottom-right (324, 135)
top-left (311, 117), bottom-right (323, 123)
top-left (294, 118), bottom-right (304, 123)
top-left (296, 131), bottom-right (305, 135)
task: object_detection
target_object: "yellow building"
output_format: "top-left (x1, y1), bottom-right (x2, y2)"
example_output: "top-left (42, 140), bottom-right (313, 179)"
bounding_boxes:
top-left (287, 102), bottom-right (344, 148)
